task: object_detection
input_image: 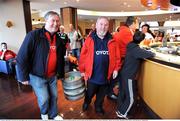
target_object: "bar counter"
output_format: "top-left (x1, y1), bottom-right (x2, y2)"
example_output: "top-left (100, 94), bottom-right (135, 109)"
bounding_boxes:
top-left (138, 42), bottom-right (180, 119)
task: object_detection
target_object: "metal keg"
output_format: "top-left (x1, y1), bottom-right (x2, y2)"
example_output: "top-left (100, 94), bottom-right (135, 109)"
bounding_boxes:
top-left (62, 71), bottom-right (85, 101)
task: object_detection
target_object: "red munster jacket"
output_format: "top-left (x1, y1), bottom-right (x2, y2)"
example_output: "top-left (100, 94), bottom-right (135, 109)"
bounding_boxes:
top-left (0, 50), bottom-right (16, 61)
top-left (79, 32), bottom-right (121, 81)
top-left (113, 26), bottom-right (133, 58)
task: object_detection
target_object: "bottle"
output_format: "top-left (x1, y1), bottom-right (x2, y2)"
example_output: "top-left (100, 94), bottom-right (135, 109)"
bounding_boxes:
top-left (162, 35), bottom-right (167, 47)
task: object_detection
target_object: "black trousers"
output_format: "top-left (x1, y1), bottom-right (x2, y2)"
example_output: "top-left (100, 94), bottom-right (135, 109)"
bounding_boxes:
top-left (84, 81), bottom-right (108, 109)
top-left (117, 77), bottom-right (137, 116)
top-left (108, 77), bottom-right (118, 95)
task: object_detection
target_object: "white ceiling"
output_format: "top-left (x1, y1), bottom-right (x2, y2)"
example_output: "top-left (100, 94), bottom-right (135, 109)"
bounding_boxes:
top-left (30, 0), bottom-right (147, 12)
top-left (29, 0), bottom-right (180, 21)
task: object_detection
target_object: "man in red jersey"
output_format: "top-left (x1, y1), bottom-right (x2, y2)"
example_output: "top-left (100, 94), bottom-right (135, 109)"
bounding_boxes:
top-left (0, 42), bottom-right (16, 72)
top-left (107, 16), bottom-right (139, 100)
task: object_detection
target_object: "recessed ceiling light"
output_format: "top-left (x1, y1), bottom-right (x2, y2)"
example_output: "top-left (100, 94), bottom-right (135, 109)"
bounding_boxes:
top-left (123, 2), bottom-right (127, 5)
top-left (157, 5), bottom-right (161, 10)
top-left (127, 5), bottom-right (131, 7)
top-left (64, 2), bottom-right (67, 4)
top-left (51, 0), bottom-right (55, 2)
top-left (147, 0), bottom-right (152, 7)
top-left (76, 0), bottom-right (80, 2)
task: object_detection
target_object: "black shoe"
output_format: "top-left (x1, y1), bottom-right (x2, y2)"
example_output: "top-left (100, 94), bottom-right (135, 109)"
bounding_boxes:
top-left (82, 103), bottom-right (89, 111)
top-left (95, 108), bottom-right (105, 115)
top-left (107, 93), bottom-right (118, 100)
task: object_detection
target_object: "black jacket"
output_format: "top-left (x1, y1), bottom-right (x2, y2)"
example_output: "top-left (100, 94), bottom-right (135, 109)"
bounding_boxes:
top-left (16, 27), bottom-right (65, 82)
top-left (120, 42), bottom-right (155, 80)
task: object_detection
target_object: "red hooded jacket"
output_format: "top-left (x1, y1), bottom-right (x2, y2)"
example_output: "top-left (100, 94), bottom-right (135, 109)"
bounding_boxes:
top-left (113, 26), bottom-right (133, 58)
top-left (79, 33), bottom-right (121, 81)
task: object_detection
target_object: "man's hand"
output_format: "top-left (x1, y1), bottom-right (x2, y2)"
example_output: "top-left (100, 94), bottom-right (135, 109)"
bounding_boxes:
top-left (0, 50), bottom-right (6, 60)
top-left (112, 70), bottom-right (118, 79)
top-left (2, 49), bottom-right (7, 52)
top-left (81, 73), bottom-right (87, 86)
top-left (21, 81), bottom-right (29, 85)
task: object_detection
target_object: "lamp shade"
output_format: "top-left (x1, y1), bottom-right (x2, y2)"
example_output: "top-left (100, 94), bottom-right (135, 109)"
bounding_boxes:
top-left (6, 21), bottom-right (13, 28)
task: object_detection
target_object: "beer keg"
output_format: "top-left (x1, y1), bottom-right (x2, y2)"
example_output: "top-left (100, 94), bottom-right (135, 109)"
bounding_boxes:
top-left (62, 71), bottom-right (85, 101)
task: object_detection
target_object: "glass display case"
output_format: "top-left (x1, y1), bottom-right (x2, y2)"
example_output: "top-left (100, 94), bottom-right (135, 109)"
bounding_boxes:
top-left (141, 42), bottom-right (180, 67)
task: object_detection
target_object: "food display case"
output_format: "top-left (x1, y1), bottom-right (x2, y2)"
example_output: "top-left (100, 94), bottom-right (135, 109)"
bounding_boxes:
top-left (138, 42), bottom-right (180, 119)
top-left (142, 42), bottom-right (180, 66)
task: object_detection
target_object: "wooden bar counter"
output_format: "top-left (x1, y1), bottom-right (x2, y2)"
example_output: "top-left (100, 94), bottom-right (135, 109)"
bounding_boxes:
top-left (138, 54), bottom-right (180, 119)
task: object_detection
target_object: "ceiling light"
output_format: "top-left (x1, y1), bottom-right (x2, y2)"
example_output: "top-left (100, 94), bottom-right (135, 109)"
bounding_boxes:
top-left (123, 2), bottom-right (127, 5)
top-left (147, 0), bottom-right (152, 7)
top-left (157, 5), bottom-right (161, 10)
top-left (64, 2), bottom-right (67, 4)
top-left (76, 0), bottom-right (80, 2)
top-left (164, 21), bottom-right (180, 27)
top-left (77, 9), bottom-right (180, 17)
top-left (127, 5), bottom-right (131, 7)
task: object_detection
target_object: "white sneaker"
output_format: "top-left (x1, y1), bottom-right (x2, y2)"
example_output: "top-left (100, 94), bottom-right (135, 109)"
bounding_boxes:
top-left (116, 111), bottom-right (128, 119)
top-left (41, 114), bottom-right (49, 120)
top-left (53, 115), bottom-right (63, 120)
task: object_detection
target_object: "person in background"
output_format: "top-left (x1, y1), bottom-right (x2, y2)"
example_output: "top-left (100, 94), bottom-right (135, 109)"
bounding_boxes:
top-left (58, 25), bottom-right (70, 56)
top-left (155, 31), bottom-right (164, 42)
top-left (106, 25), bottom-right (120, 100)
top-left (87, 23), bottom-right (96, 36)
top-left (79, 17), bottom-right (121, 115)
top-left (68, 24), bottom-right (81, 59)
top-left (112, 26), bottom-right (120, 36)
top-left (114, 16), bottom-right (138, 60)
top-left (0, 42), bottom-right (16, 72)
top-left (116, 31), bottom-right (155, 119)
top-left (108, 16), bottom-right (139, 100)
top-left (16, 11), bottom-right (64, 120)
top-left (141, 24), bottom-right (155, 46)
top-left (91, 23), bottom-right (96, 31)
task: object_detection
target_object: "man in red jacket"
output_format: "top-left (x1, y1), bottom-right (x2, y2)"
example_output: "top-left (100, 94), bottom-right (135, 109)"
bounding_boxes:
top-left (79, 17), bottom-right (121, 115)
top-left (114, 16), bottom-right (139, 60)
top-left (107, 16), bottom-right (139, 100)
top-left (0, 42), bottom-right (16, 72)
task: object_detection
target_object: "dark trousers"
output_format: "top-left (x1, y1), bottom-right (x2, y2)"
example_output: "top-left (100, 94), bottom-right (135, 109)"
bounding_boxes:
top-left (107, 77), bottom-right (118, 95)
top-left (117, 78), bottom-right (137, 116)
top-left (7, 58), bottom-right (16, 74)
top-left (84, 81), bottom-right (108, 109)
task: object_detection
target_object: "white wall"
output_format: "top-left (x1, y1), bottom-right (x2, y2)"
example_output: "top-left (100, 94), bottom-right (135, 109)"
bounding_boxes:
top-left (0, 0), bottom-right (26, 53)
